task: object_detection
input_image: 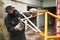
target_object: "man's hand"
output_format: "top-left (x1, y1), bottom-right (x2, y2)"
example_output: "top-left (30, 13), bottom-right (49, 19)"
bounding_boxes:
top-left (15, 23), bottom-right (24, 31)
top-left (29, 8), bottom-right (37, 14)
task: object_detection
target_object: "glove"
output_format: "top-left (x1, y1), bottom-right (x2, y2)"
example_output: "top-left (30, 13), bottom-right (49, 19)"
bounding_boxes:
top-left (15, 23), bottom-right (24, 31)
top-left (29, 8), bottom-right (37, 14)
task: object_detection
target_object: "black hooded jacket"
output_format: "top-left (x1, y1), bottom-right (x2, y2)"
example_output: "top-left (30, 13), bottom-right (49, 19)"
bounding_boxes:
top-left (4, 10), bottom-right (31, 40)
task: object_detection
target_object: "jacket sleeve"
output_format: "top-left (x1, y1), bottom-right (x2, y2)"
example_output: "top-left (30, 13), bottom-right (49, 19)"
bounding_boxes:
top-left (23, 12), bottom-right (31, 17)
top-left (14, 10), bottom-right (31, 18)
top-left (4, 17), bottom-right (16, 33)
top-left (18, 12), bottom-right (31, 18)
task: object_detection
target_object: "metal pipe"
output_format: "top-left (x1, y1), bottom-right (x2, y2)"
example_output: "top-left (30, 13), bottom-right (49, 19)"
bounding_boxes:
top-left (25, 20), bottom-right (28, 30)
top-left (21, 19), bottom-right (37, 32)
top-left (45, 12), bottom-right (48, 40)
top-left (47, 36), bottom-right (60, 38)
top-left (20, 12), bottom-right (41, 32)
top-left (20, 12), bottom-right (45, 38)
top-left (48, 11), bottom-right (60, 20)
top-left (21, 13), bottom-right (44, 20)
top-left (21, 19), bottom-right (45, 38)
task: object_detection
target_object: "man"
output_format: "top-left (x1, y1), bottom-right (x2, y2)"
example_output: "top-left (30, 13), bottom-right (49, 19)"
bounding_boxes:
top-left (4, 5), bottom-right (31, 40)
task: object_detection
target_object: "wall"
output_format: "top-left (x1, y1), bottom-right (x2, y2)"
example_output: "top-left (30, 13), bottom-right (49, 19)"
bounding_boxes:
top-left (37, 14), bottom-right (45, 27)
top-left (16, 0), bottom-right (42, 7)
top-left (3, 0), bottom-right (27, 11)
top-left (43, 0), bottom-right (56, 7)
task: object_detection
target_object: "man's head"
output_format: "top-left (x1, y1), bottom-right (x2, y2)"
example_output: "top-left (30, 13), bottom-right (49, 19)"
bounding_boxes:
top-left (5, 5), bottom-right (15, 14)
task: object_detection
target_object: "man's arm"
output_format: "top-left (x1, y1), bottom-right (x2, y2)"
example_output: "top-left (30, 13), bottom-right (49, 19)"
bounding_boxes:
top-left (23, 12), bottom-right (32, 18)
top-left (4, 17), bottom-right (18, 33)
top-left (17, 11), bottom-right (32, 18)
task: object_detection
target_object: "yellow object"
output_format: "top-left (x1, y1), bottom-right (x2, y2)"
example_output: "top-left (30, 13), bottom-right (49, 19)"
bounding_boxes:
top-left (45, 11), bottom-right (48, 40)
top-left (38, 31), bottom-right (45, 38)
top-left (48, 36), bottom-right (60, 38)
top-left (37, 10), bottom-right (60, 40)
top-left (48, 11), bottom-right (60, 20)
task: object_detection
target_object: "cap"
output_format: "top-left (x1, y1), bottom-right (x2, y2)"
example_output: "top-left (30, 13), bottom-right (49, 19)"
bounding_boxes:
top-left (5, 5), bottom-right (14, 12)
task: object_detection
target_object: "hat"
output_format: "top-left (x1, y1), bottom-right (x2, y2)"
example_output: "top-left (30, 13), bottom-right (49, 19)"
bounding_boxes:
top-left (5, 5), bottom-right (14, 12)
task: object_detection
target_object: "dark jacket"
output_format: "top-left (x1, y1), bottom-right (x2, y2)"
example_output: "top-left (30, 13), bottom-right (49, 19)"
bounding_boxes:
top-left (4, 10), bottom-right (31, 40)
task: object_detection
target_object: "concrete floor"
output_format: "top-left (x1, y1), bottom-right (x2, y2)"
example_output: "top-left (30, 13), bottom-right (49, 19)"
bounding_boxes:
top-left (25, 25), bottom-right (54, 40)
top-left (25, 30), bottom-right (44, 40)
